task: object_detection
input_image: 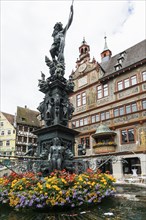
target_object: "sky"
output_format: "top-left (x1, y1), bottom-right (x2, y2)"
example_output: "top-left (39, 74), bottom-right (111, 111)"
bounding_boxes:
top-left (1, 0), bottom-right (146, 115)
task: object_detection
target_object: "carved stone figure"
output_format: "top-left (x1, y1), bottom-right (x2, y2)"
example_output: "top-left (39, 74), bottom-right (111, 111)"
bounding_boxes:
top-left (50, 5), bottom-right (74, 65)
top-left (55, 94), bottom-right (60, 116)
top-left (49, 137), bottom-right (65, 170)
top-left (68, 100), bottom-right (75, 120)
top-left (37, 100), bottom-right (45, 120)
top-left (46, 99), bottom-right (54, 120)
top-left (63, 143), bottom-right (74, 172)
top-left (61, 100), bottom-right (68, 119)
top-left (45, 56), bottom-right (56, 77)
top-left (66, 75), bottom-right (75, 91)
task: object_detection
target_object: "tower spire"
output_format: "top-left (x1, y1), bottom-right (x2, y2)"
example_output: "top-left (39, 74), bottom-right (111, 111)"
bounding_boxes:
top-left (103, 35), bottom-right (108, 51)
top-left (101, 35), bottom-right (112, 62)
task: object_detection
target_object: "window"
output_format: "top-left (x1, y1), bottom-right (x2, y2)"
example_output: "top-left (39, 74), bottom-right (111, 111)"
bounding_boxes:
top-left (77, 94), bottom-right (81, 107)
top-left (79, 117), bottom-right (88, 127)
top-left (117, 81), bottom-right (123, 91)
top-left (29, 137), bottom-right (32, 143)
top-left (101, 112), bottom-right (105, 121)
top-left (96, 114), bottom-right (100, 122)
top-left (91, 114), bottom-right (100, 123)
top-left (142, 100), bottom-right (146, 109)
top-left (91, 112), bottom-right (109, 123)
top-left (8, 130), bottom-right (11, 135)
top-left (103, 84), bottom-right (108, 96)
top-left (6, 140), bottom-right (10, 146)
top-left (97, 84), bottom-right (108, 99)
top-left (105, 111), bottom-right (110, 119)
top-left (18, 136), bottom-right (22, 142)
top-left (0, 141), bottom-right (3, 146)
top-left (74, 117), bottom-right (88, 127)
top-left (125, 103), bottom-right (137, 114)
top-left (91, 115), bottom-right (95, 123)
top-left (22, 117), bottom-right (26, 122)
top-left (76, 120), bottom-right (79, 127)
top-left (0, 122), bottom-right (4, 126)
top-left (126, 104), bottom-right (131, 114)
top-left (82, 92), bottom-right (86, 105)
top-left (81, 136), bottom-right (90, 149)
top-left (30, 127), bottom-right (33, 132)
top-left (114, 108), bottom-right (119, 117)
top-left (131, 103), bottom-right (137, 112)
top-left (119, 106), bottom-right (124, 115)
top-left (117, 75), bottom-right (137, 91)
top-left (131, 75), bottom-right (137, 85)
top-left (1, 131), bottom-right (4, 135)
top-left (19, 125), bottom-right (23, 131)
top-left (80, 119), bottom-right (83, 126)
top-left (76, 92), bottom-right (86, 107)
top-left (114, 102), bottom-right (137, 117)
top-left (83, 118), bottom-right (88, 125)
top-left (124, 78), bottom-right (130, 88)
top-left (24, 126), bottom-right (28, 132)
top-left (121, 128), bottom-right (135, 144)
top-left (142, 71), bottom-right (146, 81)
top-left (100, 111), bottom-right (110, 120)
top-left (97, 85), bottom-right (102, 99)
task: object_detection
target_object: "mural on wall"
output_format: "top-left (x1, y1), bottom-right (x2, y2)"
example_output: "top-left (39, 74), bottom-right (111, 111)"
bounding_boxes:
top-left (90, 70), bottom-right (98, 83)
top-left (87, 87), bottom-right (96, 106)
top-left (139, 127), bottom-right (146, 147)
top-left (78, 75), bottom-right (88, 88)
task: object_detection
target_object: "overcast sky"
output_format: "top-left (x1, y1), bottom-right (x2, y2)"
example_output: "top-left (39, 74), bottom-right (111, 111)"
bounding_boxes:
top-left (1, 0), bottom-right (145, 115)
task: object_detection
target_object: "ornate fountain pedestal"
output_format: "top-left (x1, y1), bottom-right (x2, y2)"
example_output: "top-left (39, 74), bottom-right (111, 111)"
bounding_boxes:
top-left (34, 57), bottom-right (79, 173)
top-left (34, 124), bottom-right (79, 156)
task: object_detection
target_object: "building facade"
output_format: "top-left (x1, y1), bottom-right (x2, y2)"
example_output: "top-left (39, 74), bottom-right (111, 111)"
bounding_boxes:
top-left (69, 38), bottom-right (146, 179)
top-left (16, 106), bottom-right (41, 155)
top-left (0, 112), bottom-right (16, 156)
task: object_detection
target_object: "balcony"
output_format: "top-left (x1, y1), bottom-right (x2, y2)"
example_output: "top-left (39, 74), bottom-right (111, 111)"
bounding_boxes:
top-left (93, 142), bottom-right (116, 154)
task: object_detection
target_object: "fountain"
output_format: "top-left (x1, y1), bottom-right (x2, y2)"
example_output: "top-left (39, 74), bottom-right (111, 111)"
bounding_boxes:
top-left (32, 2), bottom-right (79, 175)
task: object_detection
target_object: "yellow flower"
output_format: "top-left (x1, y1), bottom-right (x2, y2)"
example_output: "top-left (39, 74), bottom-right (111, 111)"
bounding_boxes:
top-left (46, 183), bottom-right (51, 189)
top-left (61, 178), bottom-right (67, 184)
top-left (91, 182), bottom-right (95, 186)
top-left (52, 185), bottom-right (61, 191)
top-left (59, 190), bottom-right (63, 195)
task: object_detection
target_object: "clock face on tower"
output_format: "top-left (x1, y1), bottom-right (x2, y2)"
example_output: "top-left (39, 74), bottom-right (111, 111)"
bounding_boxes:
top-left (78, 63), bottom-right (87, 73)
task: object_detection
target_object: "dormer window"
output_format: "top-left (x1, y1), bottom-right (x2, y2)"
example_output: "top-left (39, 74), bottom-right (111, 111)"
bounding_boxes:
top-left (120, 51), bottom-right (126, 57)
top-left (114, 62), bottom-right (122, 71)
top-left (22, 117), bottom-right (26, 122)
top-left (118, 56), bottom-right (125, 64)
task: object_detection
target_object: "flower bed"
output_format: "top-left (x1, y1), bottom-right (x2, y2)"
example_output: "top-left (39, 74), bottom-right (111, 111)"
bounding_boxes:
top-left (0, 169), bottom-right (116, 210)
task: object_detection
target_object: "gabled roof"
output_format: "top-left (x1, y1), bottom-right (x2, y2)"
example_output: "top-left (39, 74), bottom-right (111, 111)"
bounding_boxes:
top-left (100, 39), bottom-right (146, 78)
top-left (2, 112), bottom-right (15, 125)
top-left (16, 106), bottom-right (40, 127)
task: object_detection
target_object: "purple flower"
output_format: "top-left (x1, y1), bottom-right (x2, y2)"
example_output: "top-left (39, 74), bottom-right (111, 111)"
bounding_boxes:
top-left (15, 205), bottom-right (20, 209)
top-left (36, 204), bottom-right (43, 208)
top-left (29, 200), bottom-right (34, 206)
top-left (35, 198), bottom-right (40, 202)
